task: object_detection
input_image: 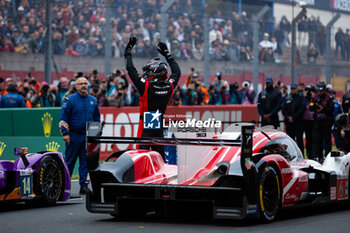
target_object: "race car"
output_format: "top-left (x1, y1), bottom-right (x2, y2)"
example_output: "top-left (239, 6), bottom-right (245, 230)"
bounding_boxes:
top-left (0, 147), bottom-right (70, 204)
top-left (85, 123), bottom-right (350, 222)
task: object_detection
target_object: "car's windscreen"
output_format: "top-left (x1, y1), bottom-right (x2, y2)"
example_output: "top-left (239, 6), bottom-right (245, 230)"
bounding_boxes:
top-left (259, 136), bottom-right (303, 162)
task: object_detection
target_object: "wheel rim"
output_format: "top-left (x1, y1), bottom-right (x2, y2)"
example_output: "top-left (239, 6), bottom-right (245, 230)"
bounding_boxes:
top-left (42, 162), bottom-right (61, 201)
top-left (262, 171), bottom-right (279, 213)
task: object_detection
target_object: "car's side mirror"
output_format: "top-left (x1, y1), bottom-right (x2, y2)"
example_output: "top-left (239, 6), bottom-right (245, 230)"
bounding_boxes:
top-left (14, 147), bottom-right (29, 167)
top-left (14, 147), bottom-right (28, 156)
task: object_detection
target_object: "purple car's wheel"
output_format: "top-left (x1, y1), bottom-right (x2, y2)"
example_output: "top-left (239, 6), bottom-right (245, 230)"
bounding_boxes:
top-left (37, 156), bottom-right (63, 204)
top-left (259, 165), bottom-right (281, 222)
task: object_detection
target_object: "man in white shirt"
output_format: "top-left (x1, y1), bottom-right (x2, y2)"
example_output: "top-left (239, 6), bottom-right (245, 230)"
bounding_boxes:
top-left (259, 33), bottom-right (273, 49)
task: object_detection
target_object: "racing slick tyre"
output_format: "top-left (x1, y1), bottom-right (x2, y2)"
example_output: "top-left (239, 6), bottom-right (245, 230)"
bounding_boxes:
top-left (259, 165), bottom-right (281, 222)
top-left (35, 156), bottom-right (63, 205)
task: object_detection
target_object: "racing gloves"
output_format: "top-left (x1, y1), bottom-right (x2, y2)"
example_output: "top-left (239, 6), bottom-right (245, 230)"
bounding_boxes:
top-left (157, 42), bottom-right (173, 62)
top-left (124, 37), bottom-right (174, 62)
top-left (124, 36), bottom-right (137, 57)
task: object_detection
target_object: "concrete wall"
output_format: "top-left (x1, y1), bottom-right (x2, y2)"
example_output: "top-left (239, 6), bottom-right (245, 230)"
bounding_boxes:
top-left (1, 52), bottom-right (349, 82)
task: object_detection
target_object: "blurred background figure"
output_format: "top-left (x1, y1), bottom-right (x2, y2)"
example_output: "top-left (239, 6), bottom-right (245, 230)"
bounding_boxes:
top-left (0, 83), bottom-right (25, 108)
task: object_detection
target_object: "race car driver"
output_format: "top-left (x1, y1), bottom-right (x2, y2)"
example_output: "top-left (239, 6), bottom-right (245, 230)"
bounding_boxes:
top-left (124, 37), bottom-right (181, 159)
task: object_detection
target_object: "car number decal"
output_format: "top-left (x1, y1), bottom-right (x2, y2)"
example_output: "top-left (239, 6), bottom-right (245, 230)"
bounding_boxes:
top-left (337, 179), bottom-right (347, 200)
top-left (20, 175), bottom-right (33, 196)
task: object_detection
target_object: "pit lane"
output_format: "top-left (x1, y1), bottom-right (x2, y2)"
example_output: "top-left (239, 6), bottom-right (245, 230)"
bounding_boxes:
top-left (1, 180), bottom-right (350, 233)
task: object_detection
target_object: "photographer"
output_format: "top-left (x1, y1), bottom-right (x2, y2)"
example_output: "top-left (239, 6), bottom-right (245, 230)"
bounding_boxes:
top-left (183, 83), bottom-right (197, 105)
top-left (187, 72), bottom-right (209, 105)
top-left (303, 84), bottom-right (316, 158)
top-left (96, 82), bottom-right (109, 107)
top-left (220, 82), bottom-right (230, 104)
top-left (62, 81), bottom-right (77, 101)
top-left (106, 70), bottom-right (128, 96)
top-left (208, 84), bottom-right (221, 105)
top-left (310, 81), bottom-right (334, 161)
top-left (343, 87), bottom-right (350, 113)
top-left (88, 84), bottom-right (99, 98)
top-left (31, 82), bottom-right (56, 107)
top-left (126, 85), bottom-right (140, 106)
top-left (333, 113), bottom-right (350, 153)
top-left (88, 69), bottom-right (100, 87)
top-left (108, 82), bottom-right (126, 107)
top-left (240, 80), bottom-right (255, 105)
top-left (228, 82), bottom-right (241, 104)
top-left (170, 86), bottom-right (182, 106)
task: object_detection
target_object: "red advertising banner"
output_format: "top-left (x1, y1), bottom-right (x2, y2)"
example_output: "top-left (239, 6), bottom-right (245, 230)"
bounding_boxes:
top-left (99, 105), bottom-right (260, 159)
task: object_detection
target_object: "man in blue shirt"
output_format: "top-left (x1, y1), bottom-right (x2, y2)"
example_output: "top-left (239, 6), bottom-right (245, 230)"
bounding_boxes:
top-left (0, 83), bottom-right (26, 108)
top-left (59, 77), bottom-right (100, 195)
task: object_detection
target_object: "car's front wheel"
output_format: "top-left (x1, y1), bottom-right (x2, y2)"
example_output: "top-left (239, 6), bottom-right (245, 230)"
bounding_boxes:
top-left (259, 165), bottom-right (281, 222)
top-left (37, 156), bottom-right (63, 204)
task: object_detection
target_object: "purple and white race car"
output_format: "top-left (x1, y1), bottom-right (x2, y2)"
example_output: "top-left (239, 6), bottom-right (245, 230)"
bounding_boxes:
top-left (0, 147), bottom-right (70, 204)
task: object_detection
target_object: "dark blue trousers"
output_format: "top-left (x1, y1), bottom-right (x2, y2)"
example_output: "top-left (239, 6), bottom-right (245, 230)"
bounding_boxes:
top-left (65, 132), bottom-right (88, 186)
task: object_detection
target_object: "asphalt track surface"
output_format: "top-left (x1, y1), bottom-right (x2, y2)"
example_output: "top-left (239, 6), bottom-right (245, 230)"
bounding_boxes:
top-left (1, 180), bottom-right (350, 233)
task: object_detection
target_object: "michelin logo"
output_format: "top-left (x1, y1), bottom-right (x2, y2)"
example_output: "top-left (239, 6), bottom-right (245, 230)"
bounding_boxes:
top-left (144, 110), bottom-right (161, 129)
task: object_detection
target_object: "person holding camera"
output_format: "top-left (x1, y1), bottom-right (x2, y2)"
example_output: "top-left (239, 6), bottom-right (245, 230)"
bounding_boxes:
top-left (310, 81), bottom-right (334, 161)
top-left (214, 72), bottom-right (225, 90)
top-left (95, 81), bottom-right (109, 106)
top-left (62, 81), bottom-right (77, 101)
top-left (127, 85), bottom-right (140, 106)
top-left (31, 81), bottom-right (56, 107)
top-left (124, 37), bottom-right (181, 159)
top-left (220, 82), bottom-right (230, 104)
top-left (208, 84), bottom-right (221, 105)
top-left (240, 80), bottom-right (256, 105)
top-left (282, 83), bottom-right (306, 153)
top-left (170, 86), bottom-right (182, 106)
top-left (183, 83), bottom-right (197, 105)
top-left (228, 82), bottom-right (241, 104)
top-left (333, 113), bottom-right (350, 153)
top-left (303, 84), bottom-right (316, 157)
top-left (342, 87), bottom-right (350, 113)
top-left (108, 82), bottom-right (126, 107)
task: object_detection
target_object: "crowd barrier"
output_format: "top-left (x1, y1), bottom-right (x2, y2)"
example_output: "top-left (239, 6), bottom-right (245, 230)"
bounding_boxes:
top-left (0, 105), bottom-right (260, 166)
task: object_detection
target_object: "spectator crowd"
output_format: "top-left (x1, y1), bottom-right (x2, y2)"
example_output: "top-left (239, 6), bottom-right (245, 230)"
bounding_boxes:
top-left (0, 0), bottom-right (344, 64)
top-left (0, 68), bottom-right (258, 108)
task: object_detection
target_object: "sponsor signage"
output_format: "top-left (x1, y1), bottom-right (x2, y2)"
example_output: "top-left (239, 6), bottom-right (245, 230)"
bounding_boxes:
top-left (331, 0), bottom-right (350, 12)
top-left (271, 0), bottom-right (350, 13)
top-left (0, 105), bottom-right (260, 162)
top-left (144, 110), bottom-right (162, 129)
top-left (99, 105), bottom-right (259, 159)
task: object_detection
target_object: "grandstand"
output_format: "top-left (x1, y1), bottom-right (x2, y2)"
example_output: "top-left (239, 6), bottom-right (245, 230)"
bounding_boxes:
top-left (0, 0), bottom-right (350, 97)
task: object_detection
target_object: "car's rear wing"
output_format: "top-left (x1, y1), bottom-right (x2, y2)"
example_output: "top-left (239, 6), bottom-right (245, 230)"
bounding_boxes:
top-left (86, 122), bottom-right (257, 206)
